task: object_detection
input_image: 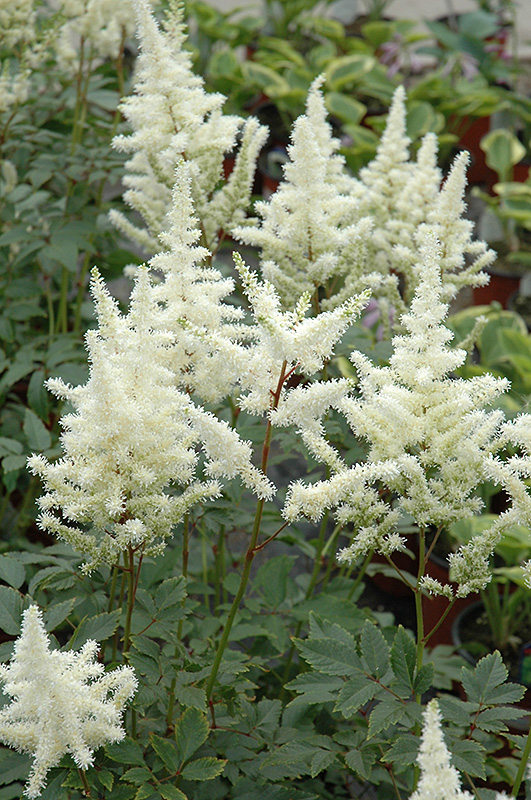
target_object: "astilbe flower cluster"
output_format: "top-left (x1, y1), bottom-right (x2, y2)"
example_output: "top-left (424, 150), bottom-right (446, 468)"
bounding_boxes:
top-left (276, 232), bottom-right (531, 596)
top-left (238, 79), bottom-right (494, 323)
top-left (28, 266), bottom-right (273, 572)
top-left (410, 700), bottom-right (473, 800)
top-left (110, 0), bottom-right (268, 254)
top-left (0, 606), bottom-right (136, 799)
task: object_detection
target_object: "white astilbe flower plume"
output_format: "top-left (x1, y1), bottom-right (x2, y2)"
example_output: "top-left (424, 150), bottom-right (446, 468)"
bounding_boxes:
top-left (0, 605), bottom-right (136, 799)
top-left (234, 76), bottom-right (374, 311)
top-left (280, 232), bottom-right (520, 593)
top-left (147, 160), bottom-right (249, 402)
top-left (28, 266), bottom-right (272, 571)
top-left (232, 254), bottom-right (370, 414)
top-left (54, 0), bottom-right (137, 73)
top-left (350, 86), bottom-right (492, 309)
top-left (110, 0), bottom-right (266, 253)
top-left (410, 700), bottom-right (473, 800)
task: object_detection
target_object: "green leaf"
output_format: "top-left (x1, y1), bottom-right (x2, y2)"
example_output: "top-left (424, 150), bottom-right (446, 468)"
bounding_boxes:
top-left (158, 787), bottom-right (187, 800)
top-left (67, 609), bottom-right (121, 649)
top-left (390, 626), bottom-right (416, 690)
top-left (475, 706), bottom-right (528, 732)
top-left (120, 768), bottom-right (153, 785)
top-left (0, 586), bottom-right (22, 635)
top-left (0, 556), bottom-right (25, 589)
top-left (449, 739), bottom-right (486, 779)
top-left (386, 733), bottom-right (419, 766)
top-left (481, 129), bottom-right (526, 181)
top-left (287, 672), bottom-right (343, 705)
top-left (254, 555), bottom-right (294, 607)
top-left (295, 635), bottom-right (362, 676)
top-left (367, 699), bottom-right (407, 738)
top-left (344, 746), bottom-right (377, 781)
top-left (325, 54), bottom-right (375, 91)
top-left (27, 370), bottom-right (49, 421)
top-left (43, 598), bottom-right (76, 632)
top-left (461, 651), bottom-right (507, 705)
top-left (155, 576), bottom-right (186, 616)
top-left (334, 682), bottom-right (376, 717)
top-left (325, 92), bottom-right (366, 125)
top-left (309, 749), bottom-right (336, 778)
top-left (360, 620), bottom-right (389, 678)
top-left (174, 707), bottom-right (209, 764)
top-left (106, 738), bottom-right (145, 766)
top-left (413, 663), bottom-right (434, 696)
top-left (150, 735), bottom-right (181, 773)
top-left (180, 757), bottom-right (226, 781)
top-left (23, 408), bottom-right (51, 452)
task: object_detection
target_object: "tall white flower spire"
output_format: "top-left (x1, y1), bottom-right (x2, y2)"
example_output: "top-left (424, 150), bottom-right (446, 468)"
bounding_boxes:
top-left (110, 0), bottom-right (266, 253)
top-left (277, 233), bottom-right (516, 591)
top-left (28, 266), bottom-right (273, 571)
top-left (410, 700), bottom-right (473, 800)
top-left (234, 77), bottom-right (371, 311)
top-left (0, 606), bottom-right (137, 799)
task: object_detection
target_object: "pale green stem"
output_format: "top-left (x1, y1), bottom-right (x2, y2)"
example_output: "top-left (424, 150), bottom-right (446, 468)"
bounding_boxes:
top-left (166, 514), bottom-right (190, 728)
top-left (205, 361), bottom-right (288, 700)
top-left (511, 722), bottom-right (531, 797)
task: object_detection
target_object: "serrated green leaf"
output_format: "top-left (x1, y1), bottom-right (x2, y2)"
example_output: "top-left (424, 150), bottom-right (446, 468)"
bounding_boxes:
top-left (150, 735), bottom-right (181, 773)
top-left (390, 626), bottom-right (416, 690)
top-left (461, 651), bottom-right (507, 704)
top-left (0, 750), bottom-right (32, 785)
top-left (23, 408), bottom-right (51, 451)
top-left (120, 768), bottom-right (153, 785)
top-left (476, 705), bottom-right (528, 732)
top-left (385, 733), bottom-right (420, 766)
top-left (106, 738), bottom-right (145, 766)
top-left (43, 598), bottom-right (76, 632)
top-left (334, 682), bottom-right (376, 717)
top-left (180, 757), bottom-right (226, 781)
top-left (344, 747), bottom-right (377, 781)
top-left (27, 369), bottom-right (49, 420)
top-left (413, 662), bottom-right (434, 696)
top-left (174, 707), bottom-right (209, 764)
top-left (173, 683), bottom-right (206, 712)
top-left (295, 636), bottom-right (362, 676)
top-left (0, 556), bottom-right (25, 590)
top-left (0, 586), bottom-right (22, 635)
top-left (449, 739), bottom-right (486, 779)
top-left (254, 555), bottom-right (294, 608)
top-left (286, 672), bottom-right (343, 705)
top-left (367, 699), bottom-right (407, 738)
top-left (67, 609), bottom-right (121, 650)
top-left (309, 749), bottom-right (336, 778)
top-left (158, 787), bottom-right (187, 800)
top-left (96, 770), bottom-right (114, 791)
top-left (155, 577), bottom-right (186, 617)
top-left (360, 620), bottom-right (390, 678)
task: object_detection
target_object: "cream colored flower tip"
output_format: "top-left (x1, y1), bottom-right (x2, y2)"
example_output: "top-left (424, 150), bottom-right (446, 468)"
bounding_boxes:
top-left (0, 605), bottom-right (137, 799)
top-left (410, 700), bottom-right (473, 800)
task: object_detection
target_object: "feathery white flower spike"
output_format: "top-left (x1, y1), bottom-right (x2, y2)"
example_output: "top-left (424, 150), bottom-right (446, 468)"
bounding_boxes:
top-left (234, 76), bottom-right (371, 311)
top-left (111, 0), bottom-right (266, 253)
top-left (0, 606), bottom-right (136, 799)
top-left (281, 233), bottom-right (512, 586)
top-left (148, 159), bottom-right (248, 402)
top-left (28, 266), bottom-right (273, 571)
top-left (410, 700), bottom-right (473, 800)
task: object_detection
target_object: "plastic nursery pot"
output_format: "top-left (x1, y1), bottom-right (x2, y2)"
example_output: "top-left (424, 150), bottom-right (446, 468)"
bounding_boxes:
top-left (473, 265), bottom-right (522, 308)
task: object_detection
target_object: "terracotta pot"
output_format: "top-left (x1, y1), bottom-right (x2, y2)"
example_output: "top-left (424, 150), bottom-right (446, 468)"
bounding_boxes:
top-left (473, 266), bottom-right (521, 308)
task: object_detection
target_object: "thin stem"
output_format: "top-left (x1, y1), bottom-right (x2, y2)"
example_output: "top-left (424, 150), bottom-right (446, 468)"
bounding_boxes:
top-left (347, 550), bottom-right (373, 601)
top-left (205, 361), bottom-right (288, 700)
top-left (414, 528), bottom-right (426, 692)
top-left (79, 769), bottom-right (91, 798)
top-left (511, 719), bottom-right (531, 797)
